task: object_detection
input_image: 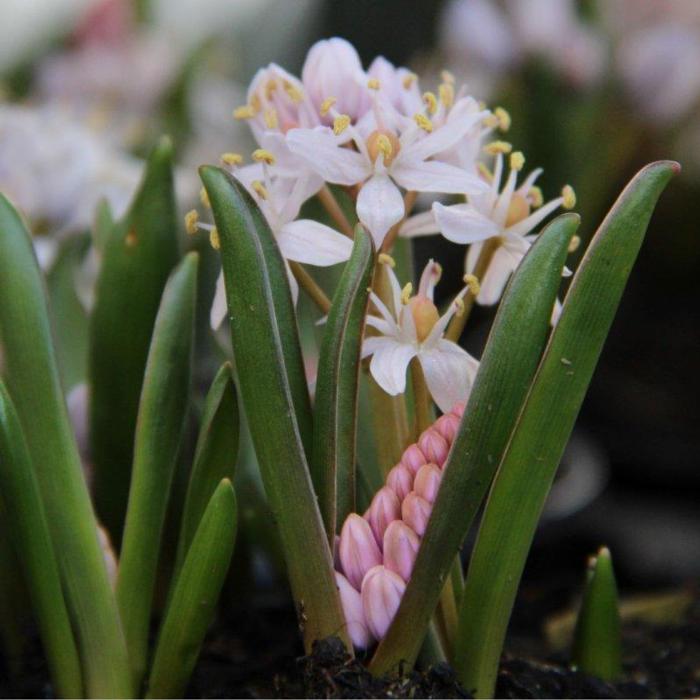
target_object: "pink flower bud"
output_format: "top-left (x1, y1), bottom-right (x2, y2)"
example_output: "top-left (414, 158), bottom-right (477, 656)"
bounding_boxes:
top-left (361, 565), bottom-right (406, 640)
top-left (336, 572), bottom-right (373, 649)
top-left (339, 514), bottom-right (382, 590)
top-left (414, 463), bottom-right (442, 504)
top-left (418, 428), bottom-right (449, 468)
top-left (383, 521), bottom-right (420, 582)
top-left (400, 444), bottom-right (427, 475)
top-left (386, 463), bottom-right (414, 501)
top-left (401, 492), bottom-right (432, 536)
top-left (434, 413), bottom-right (460, 443)
top-left (451, 401), bottom-right (466, 418)
top-left (367, 487), bottom-right (401, 548)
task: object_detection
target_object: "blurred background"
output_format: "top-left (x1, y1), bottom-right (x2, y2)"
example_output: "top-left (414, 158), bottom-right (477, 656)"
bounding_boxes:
top-left (1, 0), bottom-right (698, 617)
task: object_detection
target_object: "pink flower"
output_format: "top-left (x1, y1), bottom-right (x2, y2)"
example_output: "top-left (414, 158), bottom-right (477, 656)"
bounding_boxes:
top-left (336, 572), bottom-right (374, 649)
top-left (338, 514), bottom-right (382, 589)
top-left (383, 521), bottom-right (420, 581)
top-left (366, 487), bottom-right (401, 548)
top-left (361, 565), bottom-right (406, 639)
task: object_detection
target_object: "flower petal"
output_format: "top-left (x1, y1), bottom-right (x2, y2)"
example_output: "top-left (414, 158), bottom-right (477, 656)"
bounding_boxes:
top-left (399, 209), bottom-right (440, 238)
top-left (356, 173), bottom-right (405, 246)
top-left (476, 246), bottom-right (517, 305)
top-left (433, 201), bottom-right (501, 244)
top-left (367, 337), bottom-right (417, 396)
top-left (392, 159), bottom-right (487, 195)
top-left (277, 219), bottom-right (353, 266)
top-left (418, 341), bottom-right (479, 413)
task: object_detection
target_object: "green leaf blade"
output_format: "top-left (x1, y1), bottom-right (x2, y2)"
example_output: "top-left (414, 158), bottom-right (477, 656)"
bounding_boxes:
top-left (146, 478), bottom-right (238, 699)
top-left (200, 166), bottom-right (349, 652)
top-left (116, 252), bottom-right (198, 690)
top-left (369, 213), bottom-right (581, 675)
top-left (312, 226), bottom-right (374, 540)
top-left (456, 161), bottom-right (677, 698)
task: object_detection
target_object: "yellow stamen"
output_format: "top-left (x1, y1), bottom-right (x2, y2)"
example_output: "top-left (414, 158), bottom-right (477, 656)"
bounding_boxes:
top-left (199, 187), bottom-right (211, 208)
top-left (221, 152), bottom-right (244, 166)
top-left (250, 93), bottom-right (261, 112)
top-left (320, 96), bottom-right (337, 117)
top-left (265, 79), bottom-right (278, 99)
top-left (568, 235), bottom-right (581, 253)
top-left (185, 210), bottom-right (199, 235)
top-left (252, 148), bottom-right (276, 165)
top-left (422, 91), bottom-right (438, 115)
top-left (263, 108), bottom-right (278, 130)
top-left (209, 228), bottom-right (221, 250)
top-left (464, 274), bottom-right (480, 296)
top-left (414, 113), bottom-right (434, 132)
top-left (483, 114), bottom-right (500, 129)
top-left (233, 105), bottom-right (255, 120)
top-left (252, 180), bottom-right (268, 199)
top-left (438, 82), bottom-right (455, 108)
top-left (401, 282), bottom-right (413, 305)
top-left (378, 253), bottom-right (396, 268)
top-left (402, 72), bottom-right (417, 89)
top-left (441, 69), bottom-right (455, 84)
top-left (284, 81), bottom-right (303, 103)
top-left (484, 140), bottom-right (512, 155)
top-left (333, 114), bottom-right (351, 135)
top-left (366, 130), bottom-right (400, 166)
top-left (562, 184), bottom-right (576, 210)
top-left (367, 78), bottom-right (381, 90)
top-left (510, 151), bottom-right (525, 172)
top-left (528, 186), bottom-right (544, 208)
top-left (494, 106), bottom-right (511, 131)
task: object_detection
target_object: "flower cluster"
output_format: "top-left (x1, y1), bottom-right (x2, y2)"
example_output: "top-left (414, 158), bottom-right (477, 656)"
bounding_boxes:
top-left (335, 403), bottom-right (464, 648)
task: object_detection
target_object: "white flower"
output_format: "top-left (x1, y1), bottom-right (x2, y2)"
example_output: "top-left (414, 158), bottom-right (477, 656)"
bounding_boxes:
top-left (287, 96), bottom-right (488, 247)
top-left (208, 158), bottom-right (353, 328)
top-left (362, 259), bottom-right (479, 413)
top-left (401, 149), bottom-right (574, 305)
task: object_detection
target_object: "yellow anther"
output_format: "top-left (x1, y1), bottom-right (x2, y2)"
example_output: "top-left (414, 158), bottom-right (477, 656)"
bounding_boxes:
top-left (402, 72), bottom-right (418, 89)
top-left (283, 80), bottom-right (304, 103)
top-left (568, 235), bottom-right (581, 253)
top-left (422, 91), bottom-right (438, 115)
top-left (510, 151), bottom-right (525, 172)
top-left (441, 69), bottom-right (455, 84)
top-left (378, 253), bottom-right (396, 268)
top-left (477, 162), bottom-right (493, 181)
top-left (333, 114), bottom-right (351, 135)
top-left (494, 106), bottom-right (511, 132)
top-left (439, 82), bottom-right (455, 108)
top-left (401, 282), bottom-right (413, 305)
top-left (221, 152), bottom-right (244, 166)
top-left (199, 187), bottom-right (211, 208)
top-left (377, 134), bottom-right (392, 158)
top-left (367, 78), bottom-right (381, 90)
top-left (414, 113), bottom-right (434, 132)
top-left (454, 297), bottom-right (465, 316)
top-left (233, 105), bottom-right (255, 120)
top-left (463, 273), bottom-right (481, 296)
top-left (250, 93), bottom-right (261, 112)
top-left (209, 227), bottom-right (221, 251)
top-left (184, 209), bottom-right (199, 235)
top-left (483, 114), bottom-right (500, 129)
top-left (367, 130), bottom-right (400, 166)
top-left (484, 140), bottom-right (512, 155)
top-left (263, 108), bottom-right (279, 130)
top-left (320, 96), bottom-right (337, 117)
top-left (252, 148), bottom-right (276, 165)
top-left (265, 78), bottom-right (278, 100)
top-left (252, 180), bottom-right (269, 199)
top-left (562, 185), bottom-right (576, 209)
top-left (528, 186), bottom-right (544, 208)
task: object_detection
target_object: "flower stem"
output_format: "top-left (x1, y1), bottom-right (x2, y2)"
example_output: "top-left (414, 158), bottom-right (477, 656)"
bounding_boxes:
top-left (445, 238), bottom-right (500, 343)
top-left (381, 190), bottom-right (418, 254)
top-left (289, 261), bottom-right (331, 314)
top-left (318, 185), bottom-right (355, 238)
top-left (410, 358), bottom-right (433, 439)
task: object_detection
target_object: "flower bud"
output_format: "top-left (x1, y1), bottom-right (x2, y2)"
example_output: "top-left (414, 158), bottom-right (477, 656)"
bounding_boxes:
top-left (401, 492), bottom-right (432, 536)
top-left (400, 444), bottom-right (427, 476)
top-left (367, 487), bottom-right (401, 548)
top-left (383, 521), bottom-right (420, 582)
top-left (418, 428), bottom-right (449, 467)
top-left (433, 412), bottom-right (460, 443)
top-left (339, 514), bottom-right (382, 589)
top-left (361, 565), bottom-right (406, 640)
top-left (414, 463), bottom-right (442, 504)
top-left (336, 572), bottom-right (373, 649)
top-left (386, 463), bottom-right (414, 501)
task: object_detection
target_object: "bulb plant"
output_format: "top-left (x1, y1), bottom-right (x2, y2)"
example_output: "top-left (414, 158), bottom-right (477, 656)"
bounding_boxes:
top-left (0, 36), bottom-right (678, 699)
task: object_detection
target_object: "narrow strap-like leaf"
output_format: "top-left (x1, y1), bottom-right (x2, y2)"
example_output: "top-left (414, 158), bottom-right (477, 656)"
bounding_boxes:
top-left (312, 226), bottom-right (374, 541)
top-left (89, 137), bottom-right (180, 542)
top-left (176, 361), bottom-right (239, 569)
top-left (0, 381), bottom-right (83, 698)
top-left (0, 194), bottom-right (132, 697)
top-left (200, 166), bottom-right (350, 652)
top-left (456, 161), bottom-right (677, 698)
top-left (369, 213), bottom-right (580, 675)
top-left (117, 252), bottom-right (198, 690)
top-left (146, 479), bottom-right (238, 699)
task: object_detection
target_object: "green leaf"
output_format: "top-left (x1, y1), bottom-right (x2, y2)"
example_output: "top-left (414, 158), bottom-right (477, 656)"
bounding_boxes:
top-left (146, 478), bottom-right (237, 699)
top-left (312, 226), bottom-right (374, 541)
top-left (116, 253), bottom-right (198, 690)
top-left (176, 362), bottom-right (239, 569)
top-left (572, 547), bottom-right (622, 681)
top-left (0, 382), bottom-right (83, 698)
top-left (0, 194), bottom-right (131, 697)
top-left (456, 161), bottom-right (677, 698)
top-left (369, 213), bottom-right (580, 676)
top-left (89, 137), bottom-right (180, 541)
top-left (200, 166), bottom-right (349, 652)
